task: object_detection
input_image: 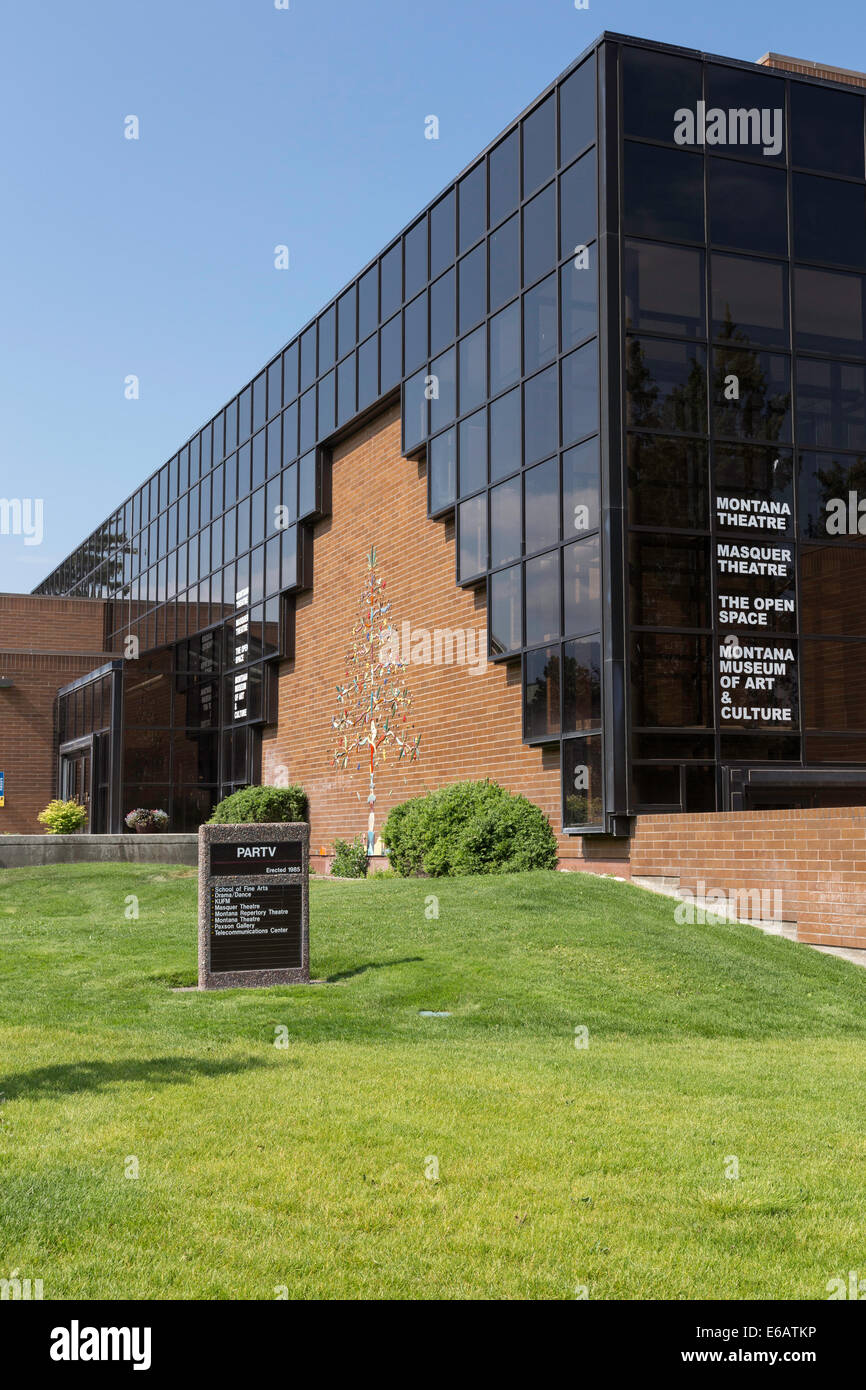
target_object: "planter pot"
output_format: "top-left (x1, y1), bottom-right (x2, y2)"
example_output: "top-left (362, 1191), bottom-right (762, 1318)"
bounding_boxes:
top-left (134, 824), bottom-right (162, 834)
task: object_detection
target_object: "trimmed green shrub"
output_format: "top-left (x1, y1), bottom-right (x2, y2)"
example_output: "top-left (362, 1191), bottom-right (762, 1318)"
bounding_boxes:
top-left (208, 784), bottom-right (308, 824)
top-left (330, 836), bottom-right (368, 878)
top-left (382, 780), bottom-right (557, 877)
top-left (37, 799), bottom-right (88, 835)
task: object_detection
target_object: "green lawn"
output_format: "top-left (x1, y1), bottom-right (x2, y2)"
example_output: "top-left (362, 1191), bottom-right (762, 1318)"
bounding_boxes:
top-left (1, 863), bottom-right (866, 1300)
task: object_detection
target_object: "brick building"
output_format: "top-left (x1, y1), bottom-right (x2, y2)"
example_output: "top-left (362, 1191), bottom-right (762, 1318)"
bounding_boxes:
top-left (0, 595), bottom-right (114, 833)
top-left (5, 34), bottom-right (866, 918)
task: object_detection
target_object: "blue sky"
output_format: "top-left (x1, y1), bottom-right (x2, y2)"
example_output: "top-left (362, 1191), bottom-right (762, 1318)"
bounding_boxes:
top-left (0, 0), bottom-right (861, 591)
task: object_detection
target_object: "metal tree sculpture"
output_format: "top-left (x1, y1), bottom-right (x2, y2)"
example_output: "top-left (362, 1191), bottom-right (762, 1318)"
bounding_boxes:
top-left (331, 547), bottom-right (421, 855)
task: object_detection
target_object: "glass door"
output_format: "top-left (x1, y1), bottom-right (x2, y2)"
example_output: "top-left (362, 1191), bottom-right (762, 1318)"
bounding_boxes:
top-left (59, 737), bottom-right (93, 831)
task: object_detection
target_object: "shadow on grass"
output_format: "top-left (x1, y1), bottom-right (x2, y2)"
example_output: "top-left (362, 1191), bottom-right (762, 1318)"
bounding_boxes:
top-left (1, 1053), bottom-right (272, 1102)
top-left (326, 956), bottom-right (423, 983)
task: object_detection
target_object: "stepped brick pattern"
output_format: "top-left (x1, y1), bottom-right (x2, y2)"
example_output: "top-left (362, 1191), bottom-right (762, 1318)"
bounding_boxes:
top-left (261, 404), bottom-right (619, 872)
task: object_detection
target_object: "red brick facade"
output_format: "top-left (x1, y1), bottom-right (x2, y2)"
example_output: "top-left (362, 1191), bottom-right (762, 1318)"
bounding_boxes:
top-left (261, 404), bottom-right (618, 870)
top-left (0, 593), bottom-right (111, 832)
top-left (630, 807), bottom-right (866, 949)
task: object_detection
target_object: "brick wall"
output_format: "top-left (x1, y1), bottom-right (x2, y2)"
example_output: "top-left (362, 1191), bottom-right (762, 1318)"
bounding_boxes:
top-left (757, 53), bottom-right (866, 89)
top-left (261, 403), bottom-right (613, 871)
top-left (631, 807), bottom-right (866, 949)
top-left (0, 593), bottom-right (111, 832)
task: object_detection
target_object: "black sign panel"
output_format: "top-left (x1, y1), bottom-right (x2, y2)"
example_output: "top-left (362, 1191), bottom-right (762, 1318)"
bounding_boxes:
top-left (210, 882), bottom-right (303, 972)
top-left (210, 840), bottom-right (302, 876)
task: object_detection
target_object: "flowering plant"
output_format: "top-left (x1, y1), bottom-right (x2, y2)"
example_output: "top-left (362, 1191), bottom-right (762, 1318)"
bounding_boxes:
top-left (125, 808), bottom-right (168, 830)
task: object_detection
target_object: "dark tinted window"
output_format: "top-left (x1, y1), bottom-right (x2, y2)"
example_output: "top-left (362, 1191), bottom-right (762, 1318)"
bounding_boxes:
top-left (489, 130), bottom-right (519, 227)
top-left (561, 252), bottom-right (597, 350)
top-left (459, 163), bottom-right (486, 252)
top-left (300, 328), bottom-right (316, 390)
top-left (802, 545), bottom-right (866, 633)
top-left (561, 340), bottom-right (598, 447)
top-left (429, 347), bottom-right (456, 433)
top-left (358, 334), bottom-right (378, 409)
top-left (563, 638), bottom-right (601, 732)
top-left (709, 160), bottom-right (788, 257)
top-left (459, 493), bottom-right (487, 578)
top-left (358, 268), bottom-right (378, 342)
top-left (267, 361), bottom-right (282, 419)
top-left (796, 359), bottom-right (866, 451)
top-left (791, 82), bottom-right (865, 178)
top-left (429, 428), bottom-right (456, 514)
top-left (526, 550), bottom-right (560, 646)
top-left (403, 367), bottom-right (427, 451)
top-left (459, 410), bottom-right (487, 495)
top-left (705, 64), bottom-right (786, 162)
top-left (560, 58), bottom-right (595, 165)
top-left (318, 306), bottom-right (336, 370)
top-left (793, 174), bottom-right (866, 268)
top-left (560, 148), bottom-right (596, 260)
top-left (489, 564), bottom-right (522, 654)
top-left (715, 444), bottom-right (793, 536)
top-left (318, 369), bottom-right (336, 434)
top-left (238, 386), bottom-right (252, 443)
top-left (624, 142), bottom-right (704, 242)
top-left (489, 301), bottom-right (520, 396)
top-left (563, 535), bottom-right (600, 637)
top-left (624, 240), bottom-right (705, 338)
top-left (337, 288), bottom-right (356, 355)
top-left (794, 266), bottom-right (866, 358)
top-left (489, 388), bottom-right (521, 481)
top-left (525, 456), bottom-right (559, 554)
top-left (623, 47), bottom-right (702, 144)
top-left (711, 254), bottom-right (789, 348)
top-left (252, 374), bottom-right (266, 432)
top-left (380, 245), bottom-right (402, 320)
top-left (629, 533), bottom-right (710, 627)
top-left (282, 343), bottom-right (298, 401)
top-left (459, 324), bottom-right (486, 416)
top-left (282, 402), bottom-right (297, 461)
top-left (404, 291), bottom-right (427, 373)
top-left (338, 353), bottom-right (356, 426)
top-left (523, 94), bottom-right (555, 195)
top-left (626, 337), bottom-right (707, 434)
top-left (524, 364), bottom-right (558, 464)
top-left (489, 214), bottom-right (519, 310)
top-left (404, 218), bottom-right (428, 298)
top-left (523, 183), bottom-right (556, 287)
top-left (490, 475), bottom-right (522, 568)
top-left (563, 437), bottom-right (600, 537)
top-left (712, 348), bottom-right (791, 442)
top-left (630, 632), bottom-right (712, 726)
top-left (380, 315), bottom-right (401, 392)
top-left (524, 273), bottom-right (558, 374)
top-left (430, 269), bottom-right (456, 355)
top-left (459, 242), bottom-right (486, 332)
top-left (802, 639), bottom-right (866, 728)
top-left (525, 644), bottom-right (560, 740)
top-left (430, 192), bottom-right (455, 278)
top-left (627, 434), bottom-right (709, 529)
top-left (563, 733), bottom-right (603, 825)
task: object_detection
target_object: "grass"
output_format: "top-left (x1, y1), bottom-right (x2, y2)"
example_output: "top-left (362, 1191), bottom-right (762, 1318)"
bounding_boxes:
top-left (1, 862), bottom-right (866, 1299)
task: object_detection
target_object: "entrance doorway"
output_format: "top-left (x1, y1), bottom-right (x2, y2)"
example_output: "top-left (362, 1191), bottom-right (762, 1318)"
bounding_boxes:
top-left (59, 737), bottom-right (93, 832)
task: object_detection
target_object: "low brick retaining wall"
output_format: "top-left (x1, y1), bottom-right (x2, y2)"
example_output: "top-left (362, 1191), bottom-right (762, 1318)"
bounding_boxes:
top-left (630, 807), bottom-right (866, 950)
top-left (0, 834), bottom-right (199, 869)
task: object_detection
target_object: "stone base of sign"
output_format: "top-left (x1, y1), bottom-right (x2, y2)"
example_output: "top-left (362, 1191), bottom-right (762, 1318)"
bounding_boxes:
top-left (198, 822), bottom-right (310, 990)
